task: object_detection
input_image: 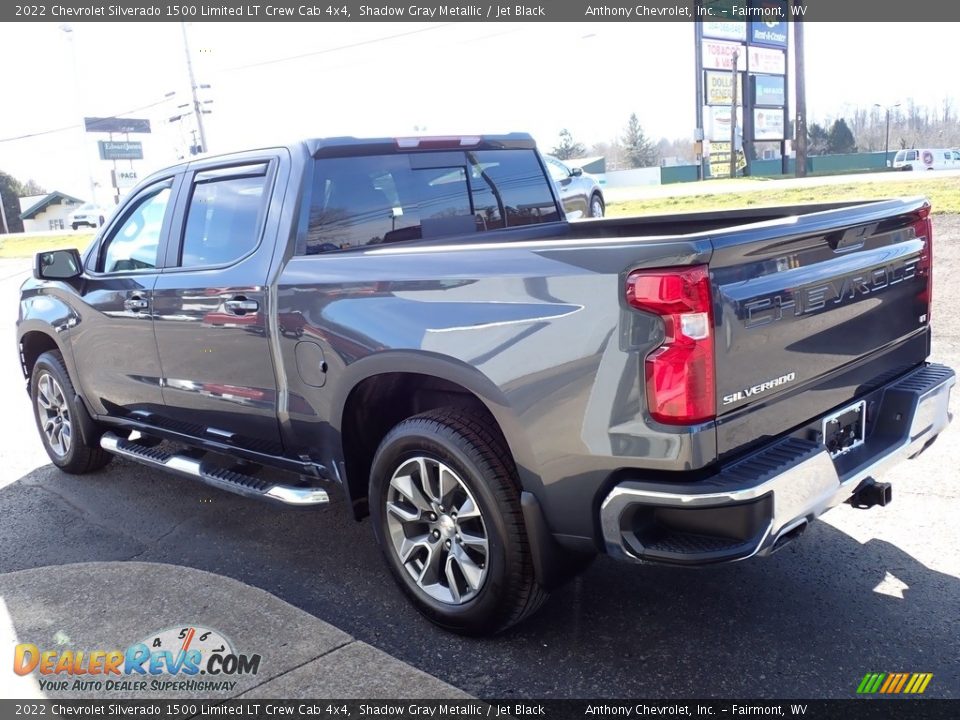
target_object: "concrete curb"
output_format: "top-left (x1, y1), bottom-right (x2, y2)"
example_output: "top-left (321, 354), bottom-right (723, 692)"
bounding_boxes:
top-left (0, 561), bottom-right (468, 700)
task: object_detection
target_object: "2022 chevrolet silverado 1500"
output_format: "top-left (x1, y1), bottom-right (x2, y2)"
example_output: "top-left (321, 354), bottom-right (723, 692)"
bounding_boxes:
top-left (18, 135), bottom-right (953, 634)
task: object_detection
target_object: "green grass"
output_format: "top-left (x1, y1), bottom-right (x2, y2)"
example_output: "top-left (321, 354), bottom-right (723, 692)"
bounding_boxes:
top-left (0, 232), bottom-right (92, 259)
top-left (609, 177), bottom-right (960, 218)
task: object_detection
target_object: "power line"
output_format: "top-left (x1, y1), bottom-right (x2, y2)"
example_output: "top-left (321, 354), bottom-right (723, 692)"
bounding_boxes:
top-left (225, 24), bottom-right (455, 71)
top-left (0, 98), bottom-right (170, 144)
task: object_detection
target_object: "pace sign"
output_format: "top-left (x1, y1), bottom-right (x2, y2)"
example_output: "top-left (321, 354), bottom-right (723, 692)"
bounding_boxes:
top-left (112, 169), bottom-right (139, 189)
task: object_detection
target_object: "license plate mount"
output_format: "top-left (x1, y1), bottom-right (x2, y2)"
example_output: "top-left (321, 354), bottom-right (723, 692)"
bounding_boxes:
top-left (822, 400), bottom-right (867, 458)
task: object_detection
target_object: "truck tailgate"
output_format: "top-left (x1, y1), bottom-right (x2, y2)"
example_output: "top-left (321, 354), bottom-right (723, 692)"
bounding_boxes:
top-left (709, 199), bottom-right (932, 459)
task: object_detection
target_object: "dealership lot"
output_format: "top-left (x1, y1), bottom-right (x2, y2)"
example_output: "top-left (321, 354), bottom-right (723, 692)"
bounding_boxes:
top-left (1, 216), bottom-right (958, 699)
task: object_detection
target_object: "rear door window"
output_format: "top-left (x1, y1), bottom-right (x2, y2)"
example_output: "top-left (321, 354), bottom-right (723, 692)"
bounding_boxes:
top-left (180, 164), bottom-right (269, 267)
top-left (303, 149), bottom-right (559, 254)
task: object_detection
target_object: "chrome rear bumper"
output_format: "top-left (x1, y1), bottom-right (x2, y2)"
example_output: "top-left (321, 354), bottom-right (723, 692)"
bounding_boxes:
top-left (599, 363), bottom-right (954, 565)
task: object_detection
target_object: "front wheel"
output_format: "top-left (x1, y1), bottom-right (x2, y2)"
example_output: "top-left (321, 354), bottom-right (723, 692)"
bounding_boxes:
top-left (589, 193), bottom-right (605, 218)
top-left (369, 408), bottom-right (547, 635)
top-left (31, 351), bottom-right (112, 474)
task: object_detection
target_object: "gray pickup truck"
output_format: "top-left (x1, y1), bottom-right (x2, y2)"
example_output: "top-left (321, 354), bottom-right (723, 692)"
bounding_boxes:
top-left (18, 134), bottom-right (953, 634)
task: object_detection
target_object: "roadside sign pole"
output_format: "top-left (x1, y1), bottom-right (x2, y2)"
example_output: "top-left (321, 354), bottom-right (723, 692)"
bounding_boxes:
top-left (109, 132), bottom-right (119, 205)
top-left (0, 189), bottom-right (9, 234)
top-left (694, 18), bottom-right (704, 181)
top-left (743, 44), bottom-right (752, 176)
top-left (794, 16), bottom-right (807, 177)
top-left (730, 51), bottom-right (739, 178)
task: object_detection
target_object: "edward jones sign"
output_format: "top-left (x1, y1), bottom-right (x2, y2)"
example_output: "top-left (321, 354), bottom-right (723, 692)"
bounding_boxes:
top-left (98, 141), bottom-right (143, 160)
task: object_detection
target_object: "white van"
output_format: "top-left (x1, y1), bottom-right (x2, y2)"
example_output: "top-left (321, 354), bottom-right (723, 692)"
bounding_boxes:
top-left (892, 148), bottom-right (957, 171)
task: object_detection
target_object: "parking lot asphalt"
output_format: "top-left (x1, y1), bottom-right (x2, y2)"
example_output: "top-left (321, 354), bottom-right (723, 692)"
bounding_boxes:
top-left (1, 217), bottom-right (958, 700)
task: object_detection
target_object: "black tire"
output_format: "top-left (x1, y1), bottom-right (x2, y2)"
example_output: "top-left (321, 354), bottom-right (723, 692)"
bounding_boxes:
top-left (71, 223), bottom-right (79, 231)
top-left (589, 193), bottom-right (605, 218)
top-left (30, 350), bottom-right (112, 474)
top-left (369, 407), bottom-right (548, 635)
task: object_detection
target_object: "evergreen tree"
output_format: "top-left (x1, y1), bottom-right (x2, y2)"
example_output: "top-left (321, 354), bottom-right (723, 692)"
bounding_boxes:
top-left (551, 129), bottom-right (586, 160)
top-left (807, 123), bottom-right (829, 155)
top-left (622, 113), bottom-right (659, 168)
top-left (827, 118), bottom-right (857, 154)
top-left (0, 171), bottom-right (25, 234)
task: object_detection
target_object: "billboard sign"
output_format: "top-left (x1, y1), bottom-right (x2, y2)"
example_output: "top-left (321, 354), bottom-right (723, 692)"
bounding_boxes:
top-left (754, 108), bottom-right (785, 140)
top-left (749, 0), bottom-right (788, 47)
top-left (748, 45), bottom-right (786, 75)
top-left (701, 21), bottom-right (747, 41)
top-left (708, 141), bottom-right (747, 178)
top-left (753, 75), bottom-right (785, 106)
top-left (705, 71), bottom-right (744, 106)
top-left (85, 117), bottom-right (152, 134)
top-left (751, 20), bottom-right (788, 47)
top-left (703, 105), bottom-right (744, 142)
top-left (702, 39), bottom-right (747, 71)
top-left (98, 140), bottom-right (144, 160)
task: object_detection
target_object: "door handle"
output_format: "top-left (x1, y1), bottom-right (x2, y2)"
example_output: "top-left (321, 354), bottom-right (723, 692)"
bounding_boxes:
top-left (224, 298), bottom-right (259, 315)
top-left (124, 296), bottom-right (149, 312)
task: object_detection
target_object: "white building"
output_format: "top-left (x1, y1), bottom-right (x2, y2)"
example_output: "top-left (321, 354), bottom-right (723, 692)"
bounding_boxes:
top-left (19, 191), bottom-right (85, 233)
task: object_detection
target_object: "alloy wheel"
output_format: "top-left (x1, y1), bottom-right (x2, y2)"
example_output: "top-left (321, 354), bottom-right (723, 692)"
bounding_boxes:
top-left (385, 456), bottom-right (489, 605)
top-left (36, 373), bottom-right (72, 457)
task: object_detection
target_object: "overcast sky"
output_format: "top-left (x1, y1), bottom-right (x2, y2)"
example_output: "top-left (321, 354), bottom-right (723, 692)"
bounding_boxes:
top-left (0, 21), bottom-right (955, 203)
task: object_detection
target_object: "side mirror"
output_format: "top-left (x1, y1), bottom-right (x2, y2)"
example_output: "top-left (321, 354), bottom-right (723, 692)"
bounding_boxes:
top-left (34, 248), bottom-right (83, 280)
top-left (570, 167), bottom-right (583, 177)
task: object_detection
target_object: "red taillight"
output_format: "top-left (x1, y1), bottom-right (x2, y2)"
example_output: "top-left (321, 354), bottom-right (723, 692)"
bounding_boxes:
top-left (913, 205), bottom-right (933, 322)
top-left (626, 265), bottom-right (716, 425)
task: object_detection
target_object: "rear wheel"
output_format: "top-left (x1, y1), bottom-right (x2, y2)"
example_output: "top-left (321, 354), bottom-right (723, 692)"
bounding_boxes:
top-left (369, 407), bottom-right (547, 635)
top-left (31, 351), bottom-right (112, 474)
top-left (71, 223), bottom-right (79, 230)
top-left (589, 193), bottom-right (605, 218)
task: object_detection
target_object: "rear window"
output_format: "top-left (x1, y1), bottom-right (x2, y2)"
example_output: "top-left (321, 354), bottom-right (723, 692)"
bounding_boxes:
top-left (302, 149), bottom-right (559, 254)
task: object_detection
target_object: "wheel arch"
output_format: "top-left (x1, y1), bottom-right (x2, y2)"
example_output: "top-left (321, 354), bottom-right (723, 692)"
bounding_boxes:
top-left (333, 351), bottom-right (539, 519)
top-left (18, 326), bottom-right (67, 381)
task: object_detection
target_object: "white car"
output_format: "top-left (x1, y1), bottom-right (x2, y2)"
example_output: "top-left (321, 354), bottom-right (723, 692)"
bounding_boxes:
top-left (68, 203), bottom-right (108, 230)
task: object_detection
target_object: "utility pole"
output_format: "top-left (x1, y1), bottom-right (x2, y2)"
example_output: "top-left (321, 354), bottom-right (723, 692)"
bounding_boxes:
top-left (794, 17), bottom-right (807, 178)
top-left (180, 22), bottom-right (208, 155)
top-left (875, 103), bottom-right (900, 167)
top-left (730, 50), bottom-right (739, 178)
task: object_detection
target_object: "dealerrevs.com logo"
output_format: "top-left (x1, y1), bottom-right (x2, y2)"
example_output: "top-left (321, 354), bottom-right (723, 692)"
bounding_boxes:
top-left (14, 625), bottom-right (261, 693)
